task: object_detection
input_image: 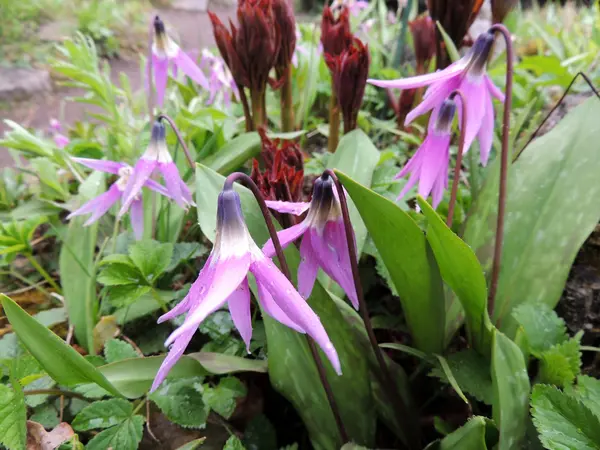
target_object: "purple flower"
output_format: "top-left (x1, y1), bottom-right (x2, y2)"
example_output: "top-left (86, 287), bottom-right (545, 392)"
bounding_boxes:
top-left (199, 49), bottom-right (239, 108)
top-left (332, 0), bottom-right (369, 16)
top-left (262, 174), bottom-right (358, 309)
top-left (150, 187), bottom-right (341, 391)
top-left (397, 98), bottom-right (456, 209)
top-left (151, 16), bottom-right (209, 106)
top-left (119, 121), bottom-right (194, 219)
top-left (368, 30), bottom-right (504, 165)
top-left (67, 159), bottom-right (172, 239)
top-left (54, 134), bottom-right (70, 149)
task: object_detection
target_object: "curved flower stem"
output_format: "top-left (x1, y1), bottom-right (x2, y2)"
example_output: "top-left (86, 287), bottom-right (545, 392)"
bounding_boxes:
top-left (223, 172), bottom-right (349, 445)
top-left (157, 114), bottom-right (195, 170)
top-left (487, 24), bottom-right (514, 318)
top-left (446, 89), bottom-right (468, 228)
top-left (323, 169), bottom-right (421, 450)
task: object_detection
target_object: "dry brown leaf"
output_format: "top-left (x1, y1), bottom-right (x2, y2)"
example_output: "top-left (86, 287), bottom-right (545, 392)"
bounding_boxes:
top-left (27, 421), bottom-right (75, 450)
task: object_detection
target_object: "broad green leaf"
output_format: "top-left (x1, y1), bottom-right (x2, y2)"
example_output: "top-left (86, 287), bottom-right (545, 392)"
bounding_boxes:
top-left (336, 171), bottom-right (445, 354)
top-left (242, 414), bottom-right (277, 450)
top-left (30, 404), bottom-right (60, 429)
top-left (417, 197), bottom-right (493, 354)
top-left (128, 239), bottom-right (173, 283)
top-left (72, 399), bottom-right (132, 431)
top-left (1, 295), bottom-right (121, 397)
top-left (59, 171), bottom-right (104, 353)
top-left (512, 303), bottom-right (567, 356)
top-left (106, 285), bottom-right (152, 308)
top-left (538, 338), bottom-right (581, 387)
top-left (203, 132), bottom-right (260, 174)
top-left (428, 416), bottom-right (490, 450)
top-left (464, 97), bottom-right (600, 329)
top-left (491, 329), bottom-right (530, 450)
top-left (202, 376), bottom-right (246, 419)
top-left (571, 375), bottom-right (600, 419)
top-left (196, 164), bottom-right (376, 449)
top-left (187, 352), bottom-right (268, 375)
top-left (150, 378), bottom-right (208, 428)
top-left (531, 384), bottom-right (600, 450)
top-left (104, 339), bottom-right (140, 363)
top-left (97, 263), bottom-right (144, 286)
top-left (86, 415), bottom-right (144, 450)
top-left (0, 382), bottom-right (26, 450)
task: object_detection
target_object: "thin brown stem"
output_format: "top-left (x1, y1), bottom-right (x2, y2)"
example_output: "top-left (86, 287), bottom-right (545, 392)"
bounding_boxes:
top-left (446, 90), bottom-right (468, 228)
top-left (487, 24), bottom-right (514, 317)
top-left (239, 88), bottom-right (254, 132)
top-left (281, 68), bottom-right (295, 132)
top-left (328, 89), bottom-right (340, 153)
top-left (24, 389), bottom-right (87, 400)
top-left (324, 169), bottom-right (421, 450)
top-left (223, 172), bottom-right (349, 444)
top-left (157, 114), bottom-right (195, 169)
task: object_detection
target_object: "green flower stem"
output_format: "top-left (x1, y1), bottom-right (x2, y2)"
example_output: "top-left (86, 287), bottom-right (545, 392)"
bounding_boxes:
top-left (110, 217), bottom-right (121, 254)
top-left (24, 253), bottom-right (62, 295)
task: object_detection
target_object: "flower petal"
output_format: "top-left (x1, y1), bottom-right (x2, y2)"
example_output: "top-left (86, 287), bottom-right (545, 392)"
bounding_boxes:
top-left (297, 232), bottom-right (320, 300)
top-left (265, 200), bottom-right (311, 216)
top-left (180, 179), bottom-right (195, 206)
top-left (251, 256), bottom-right (341, 375)
top-left (485, 75), bottom-right (505, 102)
top-left (368, 61), bottom-right (465, 90)
top-left (67, 184), bottom-right (121, 225)
top-left (227, 278), bottom-right (252, 352)
top-left (144, 178), bottom-right (173, 199)
top-left (130, 197), bottom-right (144, 240)
top-left (478, 88), bottom-right (495, 166)
top-left (262, 221), bottom-right (309, 258)
top-left (417, 134), bottom-right (451, 203)
top-left (458, 79), bottom-right (486, 154)
top-left (174, 48), bottom-right (210, 90)
top-left (158, 162), bottom-right (187, 208)
top-left (405, 78), bottom-right (458, 125)
top-left (154, 54), bottom-right (169, 107)
top-left (119, 159), bottom-right (157, 217)
top-left (150, 326), bottom-right (196, 392)
top-left (257, 280), bottom-right (305, 333)
top-left (72, 158), bottom-right (124, 175)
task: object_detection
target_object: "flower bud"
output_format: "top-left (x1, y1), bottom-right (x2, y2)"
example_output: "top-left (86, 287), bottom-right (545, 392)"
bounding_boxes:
top-left (272, 0), bottom-right (296, 77)
top-left (491, 0), bottom-right (518, 24)
top-left (320, 6), bottom-right (353, 58)
top-left (409, 15), bottom-right (436, 72)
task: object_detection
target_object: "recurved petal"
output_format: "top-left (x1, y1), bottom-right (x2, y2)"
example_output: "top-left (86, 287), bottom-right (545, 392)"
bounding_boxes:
top-left (297, 232), bottom-right (319, 300)
top-left (130, 197), bottom-right (144, 240)
top-left (150, 326), bottom-right (196, 392)
top-left (119, 158), bottom-right (157, 217)
top-left (265, 200), bottom-right (311, 216)
top-left (485, 75), bottom-right (505, 102)
top-left (227, 278), bottom-right (252, 352)
top-left (405, 78), bottom-right (458, 125)
top-left (368, 61), bottom-right (464, 90)
top-left (478, 89), bottom-right (495, 166)
top-left (459, 78), bottom-right (486, 154)
top-left (154, 54), bottom-right (169, 107)
top-left (174, 48), bottom-right (210, 90)
top-left (68, 184), bottom-right (121, 224)
top-left (158, 162), bottom-right (187, 208)
top-left (257, 280), bottom-right (305, 333)
top-left (72, 158), bottom-right (124, 175)
top-left (144, 178), bottom-right (173, 199)
top-left (262, 221), bottom-right (308, 258)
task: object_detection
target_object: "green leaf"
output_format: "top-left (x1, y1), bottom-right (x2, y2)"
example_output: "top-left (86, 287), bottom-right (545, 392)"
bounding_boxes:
top-left (1, 295), bottom-right (121, 397)
top-left (463, 97), bottom-right (600, 329)
top-left (150, 378), bottom-right (208, 428)
top-left (196, 164), bottom-right (376, 449)
top-left (104, 339), bottom-right (140, 364)
top-left (435, 21), bottom-right (460, 63)
top-left (431, 416), bottom-right (490, 449)
top-left (86, 415), bottom-right (144, 450)
top-left (106, 285), bottom-right (152, 308)
top-left (203, 376), bottom-right (246, 419)
top-left (72, 398), bottom-right (132, 431)
top-left (417, 197), bottom-right (493, 354)
top-left (30, 404), bottom-right (60, 429)
top-left (175, 438), bottom-right (206, 450)
top-left (97, 263), bottom-right (144, 286)
top-left (166, 242), bottom-right (206, 272)
top-left (223, 435), bottom-right (247, 450)
top-left (491, 329), bottom-right (530, 450)
top-left (531, 384), bottom-right (600, 450)
top-left (0, 382), bottom-right (27, 450)
top-left (433, 354), bottom-right (469, 404)
top-left (128, 240), bottom-right (174, 283)
top-left (571, 375), bottom-right (600, 419)
top-left (538, 338), bottom-right (581, 387)
top-left (59, 171), bottom-right (104, 353)
top-left (203, 132), bottom-right (260, 174)
top-left (335, 171), bottom-right (445, 354)
top-left (187, 352), bottom-right (268, 375)
top-left (242, 414), bottom-right (277, 450)
top-left (430, 350), bottom-right (493, 405)
top-left (512, 303), bottom-right (567, 356)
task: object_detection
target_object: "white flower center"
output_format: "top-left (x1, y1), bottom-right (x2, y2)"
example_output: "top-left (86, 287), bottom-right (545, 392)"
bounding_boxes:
top-left (116, 166), bottom-right (134, 192)
top-left (153, 33), bottom-right (179, 59)
top-left (143, 140), bottom-right (173, 164)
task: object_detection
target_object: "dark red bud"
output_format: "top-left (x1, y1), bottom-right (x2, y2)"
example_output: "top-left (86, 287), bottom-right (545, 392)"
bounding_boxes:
top-left (320, 6), bottom-right (353, 58)
top-left (272, 0), bottom-right (297, 77)
top-left (491, 0), bottom-right (518, 24)
top-left (208, 11), bottom-right (250, 88)
top-left (409, 15), bottom-right (436, 72)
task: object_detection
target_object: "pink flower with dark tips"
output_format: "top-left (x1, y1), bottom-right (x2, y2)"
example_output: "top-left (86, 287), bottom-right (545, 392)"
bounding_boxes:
top-left (262, 173), bottom-right (358, 309)
top-left (150, 187), bottom-right (341, 392)
top-left (368, 30), bottom-right (504, 165)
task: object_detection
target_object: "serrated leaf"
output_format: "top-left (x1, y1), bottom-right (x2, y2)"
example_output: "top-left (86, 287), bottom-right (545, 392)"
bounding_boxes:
top-left (242, 414), bottom-right (277, 450)
top-left (97, 264), bottom-right (144, 286)
top-left (531, 384), bottom-right (600, 450)
top-left (572, 375), bottom-right (600, 419)
top-left (72, 398), bottom-right (132, 431)
top-left (106, 285), bottom-right (152, 308)
top-left (104, 339), bottom-right (140, 364)
top-left (198, 311), bottom-right (235, 340)
top-left (86, 415), bottom-right (144, 450)
top-left (430, 350), bottom-right (493, 405)
top-left (166, 242), bottom-right (206, 272)
top-left (538, 338), bottom-right (581, 388)
top-left (149, 377), bottom-right (208, 428)
top-left (512, 304), bottom-right (567, 356)
top-left (73, 382), bottom-right (112, 399)
top-left (224, 435), bottom-right (247, 450)
top-left (0, 382), bottom-right (27, 450)
top-left (203, 376), bottom-right (247, 419)
top-left (128, 240), bottom-right (173, 283)
top-left (30, 404), bottom-right (60, 429)
top-left (428, 416), bottom-right (490, 449)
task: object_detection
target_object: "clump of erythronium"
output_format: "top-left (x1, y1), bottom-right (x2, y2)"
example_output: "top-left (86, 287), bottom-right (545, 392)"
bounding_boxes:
top-left (67, 121), bottom-right (191, 239)
top-left (209, 0), bottom-right (281, 130)
top-left (151, 185), bottom-right (341, 391)
top-left (369, 30), bottom-right (503, 169)
top-left (150, 16), bottom-right (209, 106)
top-left (263, 173), bottom-right (358, 309)
top-left (199, 49), bottom-right (239, 108)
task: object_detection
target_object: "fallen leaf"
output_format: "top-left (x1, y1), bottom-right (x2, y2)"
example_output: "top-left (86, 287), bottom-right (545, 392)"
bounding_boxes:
top-left (26, 421), bottom-right (75, 450)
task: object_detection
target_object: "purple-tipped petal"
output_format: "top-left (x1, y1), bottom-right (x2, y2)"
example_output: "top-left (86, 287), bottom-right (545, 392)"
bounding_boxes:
top-left (368, 62), bottom-right (464, 90)
top-left (485, 75), bottom-right (505, 102)
top-left (174, 48), bottom-right (210, 90)
top-left (158, 161), bottom-right (187, 208)
top-left (257, 281), bottom-right (306, 333)
top-left (227, 278), bottom-right (252, 352)
top-left (130, 198), bottom-right (144, 240)
top-left (262, 222), bottom-right (308, 258)
top-left (119, 159), bottom-right (157, 217)
top-left (251, 257), bottom-right (341, 375)
top-left (297, 233), bottom-right (319, 300)
top-left (150, 326), bottom-right (196, 392)
top-left (67, 184), bottom-right (121, 224)
top-left (478, 89), bottom-right (495, 166)
top-left (458, 79), bottom-right (486, 154)
top-left (72, 158), bottom-right (124, 175)
top-left (154, 54), bottom-right (169, 107)
top-left (265, 200), bottom-right (311, 216)
top-left (405, 79), bottom-right (458, 125)
top-left (144, 178), bottom-right (173, 199)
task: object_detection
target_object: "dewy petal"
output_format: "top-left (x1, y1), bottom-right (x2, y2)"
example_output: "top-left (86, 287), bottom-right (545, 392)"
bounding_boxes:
top-left (262, 221), bottom-right (309, 258)
top-left (405, 78), bottom-right (458, 125)
top-left (251, 256), bottom-right (341, 374)
top-left (485, 75), bottom-right (505, 102)
top-left (119, 159), bottom-right (157, 217)
top-left (68, 184), bottom-right (121, 224)
top-left (174, 48), bottom-right (210, 90)
top-left (265, 200), bottom-right (311, 216)
top-left (228, 278), bottom-right (252, 352)
top-left (158, 161), bottom-right (187, 208)
top-left (72, 158), bottom-right (124, 175)
top-left (367, 61), bottom-right (465, 90)
top-left (151, 326), bottom-right (196, 392)
top-left (297, 231), bottom-right (320, 300)
top-left (478, 88), bottom-right (495, 166)
top-left (164, 255), bottom-right (251, 347)
top-left (257, 281), bottom-right (306, 333)
top-left (130, 197), bottom-right (144, 240)
top-left (154, 54), bottom-right (169, 107)
top-left (458, 78), bottom-right (486, 154)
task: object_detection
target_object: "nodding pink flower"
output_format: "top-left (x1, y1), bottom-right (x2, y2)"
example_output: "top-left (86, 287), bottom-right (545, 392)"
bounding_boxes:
top-left (151, 187), bottom-right (341, 391)
top-left (332, 0), bottom-right (369, 17)
top-left (151, 16), bottom-right (209, 106)
top-left (67, 159), bottom-right (172, 239)
top-left (119, 121), bottom-right (194, 219)
top-left (199, 49), bottom-right (239, 108)
top-left (49, 119), bottom-right (62, 132)
top-left (396, 98), bottom-right (456, 209)
top-left (262, 173), bottom-right (358, 309)
top-left (368, 30), bottom-right (504, 165)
